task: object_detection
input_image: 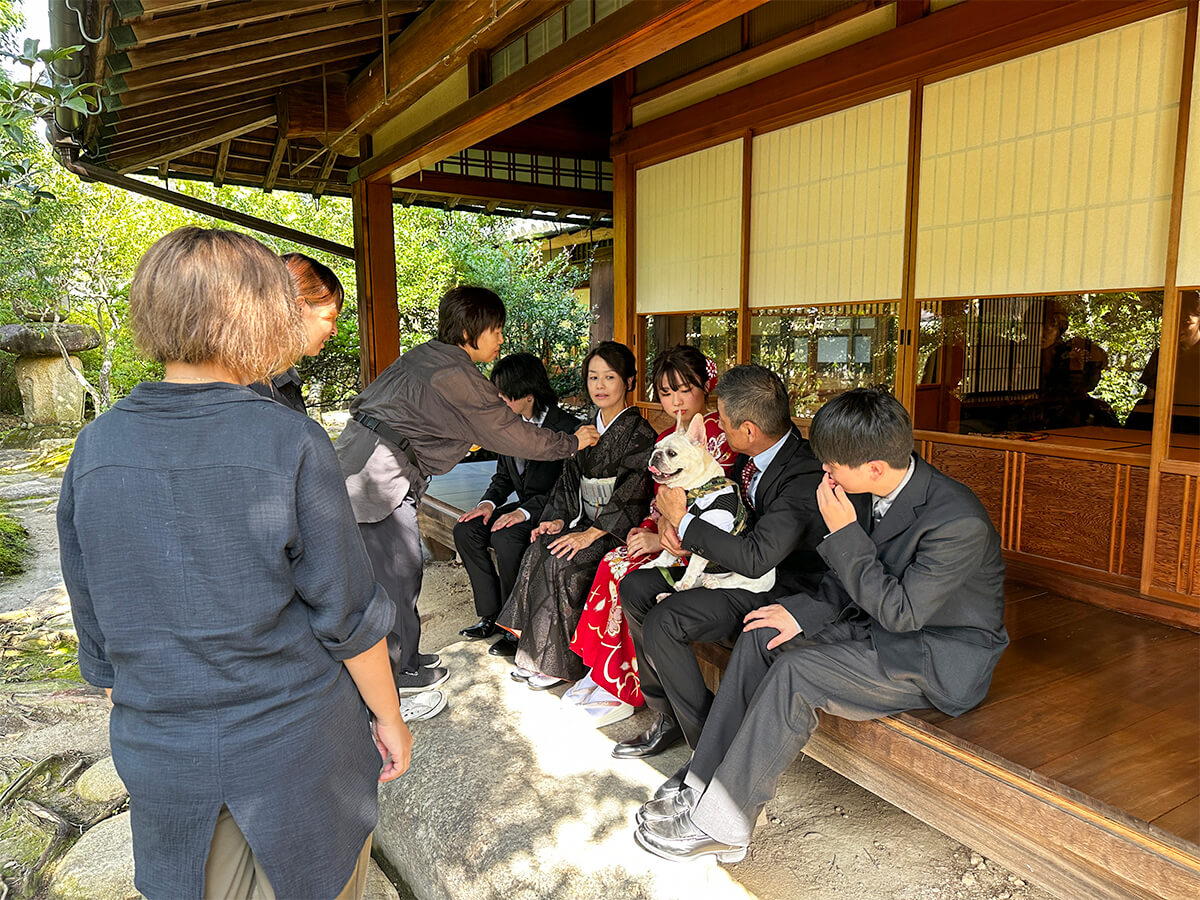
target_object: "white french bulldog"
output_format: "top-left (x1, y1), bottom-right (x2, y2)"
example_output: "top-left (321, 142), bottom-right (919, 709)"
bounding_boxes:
top-left (645, 412), bottom-right (776, 598)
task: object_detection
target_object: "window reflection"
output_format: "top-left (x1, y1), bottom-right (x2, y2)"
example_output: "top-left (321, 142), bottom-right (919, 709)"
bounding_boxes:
top-left (915, 292), bottom-right (1163, 437)
top-left (1126, 289), bottom-right (1200, 437)
top-left (643, 313), bottom-right (738, 400)
top-left (751, 304), bottom-right (898, 417)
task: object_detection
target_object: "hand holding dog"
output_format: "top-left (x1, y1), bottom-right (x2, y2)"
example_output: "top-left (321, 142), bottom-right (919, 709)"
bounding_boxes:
top-left (816, 473), bottom-right (857, 533)
top-left (658, 521), bottom-right (683, 556)
top-left (743, 604), bottom-right (802, 650)
top-left (656, 486), bottom-right (687, 527)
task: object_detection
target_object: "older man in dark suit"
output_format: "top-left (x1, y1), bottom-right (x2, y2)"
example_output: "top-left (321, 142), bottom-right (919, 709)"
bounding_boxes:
top-left (614, 365), bottom-right (832, 759)
top-left (634, 387), bottom-right (1008, 863)
top-left (454, 353), bottom-right (581, 657)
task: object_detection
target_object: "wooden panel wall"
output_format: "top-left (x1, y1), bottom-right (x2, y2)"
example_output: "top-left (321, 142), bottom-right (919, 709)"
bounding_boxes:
top-left (1154, 472), bottom-right (1200, 596)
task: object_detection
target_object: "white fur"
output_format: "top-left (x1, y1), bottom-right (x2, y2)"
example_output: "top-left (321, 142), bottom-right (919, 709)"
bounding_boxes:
top-left (645, 413), bottom-right (776, 600)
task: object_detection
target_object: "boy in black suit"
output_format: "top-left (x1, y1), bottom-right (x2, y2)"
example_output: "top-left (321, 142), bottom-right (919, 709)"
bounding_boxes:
top-left (454, 353), bottom-right (581, 656)
top-left (615, 365), bottom-right (831, 758)
top-left (634, 387), bottom-right (1008, 864)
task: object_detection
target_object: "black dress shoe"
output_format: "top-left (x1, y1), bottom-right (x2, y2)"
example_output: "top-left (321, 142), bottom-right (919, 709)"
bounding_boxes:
top-left (488, 632), bottom-right (518, 657)
top-left (459, 617), bottom-right (497, 640)
top-left (611, 712), bottom-right (683, 759)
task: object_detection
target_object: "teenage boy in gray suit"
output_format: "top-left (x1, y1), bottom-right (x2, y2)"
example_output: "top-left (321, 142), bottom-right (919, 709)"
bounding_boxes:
top-left (634, 387), bottom-right (1008, 863)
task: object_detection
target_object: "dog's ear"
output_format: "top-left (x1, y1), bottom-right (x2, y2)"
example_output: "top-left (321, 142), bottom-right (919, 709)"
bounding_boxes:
top-left (686, 413), bottom-right (706, 445)
top-left (674, 410), bottom-right (683, 432)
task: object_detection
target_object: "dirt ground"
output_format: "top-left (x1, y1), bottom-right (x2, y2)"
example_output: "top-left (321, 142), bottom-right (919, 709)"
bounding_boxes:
top-left (0, 458), bottom-right (1055, 900)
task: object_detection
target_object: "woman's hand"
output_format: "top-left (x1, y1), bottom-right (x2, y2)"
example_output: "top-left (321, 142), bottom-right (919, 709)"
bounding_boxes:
top-left (548, 527), bottom-right (602, 560)
top-left (532, 519), bottom-right (564, 541)
top-left (372, 717), bottom-right (413, 782)
top-left (491, 510), bottom-right (527, 531)
top-left (627, 528), bottom-right (662, 558)
top-left (575, 424), bottom-right (600, 451)
top-left (457, 502), bottom-right (494, 524)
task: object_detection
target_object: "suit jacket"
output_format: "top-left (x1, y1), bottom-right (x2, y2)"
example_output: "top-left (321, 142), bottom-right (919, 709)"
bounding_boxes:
top-left (479, 404), bottom-right (582, 522)
top-left (782, 454), bottom-right (1008, 716)
top-left (334, 340), bottom-right (578, 523)
top-left (680, 427), bottom-right (834, 595)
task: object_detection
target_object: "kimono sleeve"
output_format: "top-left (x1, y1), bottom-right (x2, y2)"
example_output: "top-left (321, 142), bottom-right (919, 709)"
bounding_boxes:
top-left (56, 460), bottom-right (113, 688)
top-left (541, 455), bottom-right (581, 524)
top-left (292, 428), bottom-right (395, 660)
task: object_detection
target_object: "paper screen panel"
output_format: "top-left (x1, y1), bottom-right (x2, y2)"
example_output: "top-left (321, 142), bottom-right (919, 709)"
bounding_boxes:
top-left (750, 92), bottom-right (910, 307)
top-left (1176, 9), bottom-right (1200, 287)
top-left (916, 10), bottom-right (1184, 298)
top-left (635, 140), bottom-right (743, 313)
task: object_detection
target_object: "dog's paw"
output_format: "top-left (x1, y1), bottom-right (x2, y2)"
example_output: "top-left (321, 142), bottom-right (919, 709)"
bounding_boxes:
top-left (675, 578), bottom-right (696, 592)
top-left (655, 592), bottom-right (672, 602)
top-left (700, 574), bottom-right (721, 589)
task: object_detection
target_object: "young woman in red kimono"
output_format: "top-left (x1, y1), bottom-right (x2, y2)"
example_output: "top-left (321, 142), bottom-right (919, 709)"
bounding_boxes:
top-left (566, 345), bottom-right (734, 725)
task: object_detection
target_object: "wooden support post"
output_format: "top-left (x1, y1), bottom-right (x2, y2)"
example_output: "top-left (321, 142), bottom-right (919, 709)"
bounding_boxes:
top-left (352, 141), bottom-right (400, 385)
top-left (264, 96), bottom-right (290, 193)
top-left (737, 130), bottom-right (752, 366)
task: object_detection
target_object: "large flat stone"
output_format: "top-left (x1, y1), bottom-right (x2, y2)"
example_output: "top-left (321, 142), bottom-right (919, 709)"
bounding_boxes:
top-left (372, 640), bottom-right (754, 900)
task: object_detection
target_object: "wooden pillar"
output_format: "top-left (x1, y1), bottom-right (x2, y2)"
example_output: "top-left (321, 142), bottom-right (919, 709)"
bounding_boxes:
top-left (352, 138), bottom-right (399, 385)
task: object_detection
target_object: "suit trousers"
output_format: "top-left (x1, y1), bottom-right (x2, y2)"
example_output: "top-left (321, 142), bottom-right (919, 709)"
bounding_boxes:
top-left (452, 503), bottom-right (536, 619)
top-left (359, 496), bottom-right (423, 676)
top-left (621, 566), bottom-right (768, 749)
top-left (685, 621), bottom-right (929, 846)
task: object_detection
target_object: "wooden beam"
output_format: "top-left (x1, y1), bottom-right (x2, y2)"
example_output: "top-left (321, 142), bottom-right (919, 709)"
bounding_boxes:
top-left (66, 159), bottom-right (355, 259)
top-left (263, 97), bottom-right (290, 193)
top-left (894, 0), bottom-right (929, 27)
top-left (616, 0), bottom-right (1185, 166)
top-left (101, 98), bottom-right (276, 153)
top-left (312, 151), bottom-right (339, 199)
top-left (110, 1), bottom-right (424, 50)
top-left (356, 0), bottom-right (768, 185)
top-left (108, 3), bottom-right (406, 71)
top-left (352, 149), bottom-right (400, 381)
top-left (103, 52), bottom-right (368, 114)
top-left (101, 88), bottom-right (278, 129)
top-left (213, 139), bottom-right (231, 188)
top-left (109, 105), bottom-right (277, 175)
top-left (391, 170), bottom-right (610, 213)
top-left (345, 0), bottom-right (565, 137)
top-left (106, 23), bottom-right (391, 95)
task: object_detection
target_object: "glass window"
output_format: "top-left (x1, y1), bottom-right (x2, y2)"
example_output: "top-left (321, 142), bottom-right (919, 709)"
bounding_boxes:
top-left (643, 313), bottom-right (738, 400)
top-left (751, 303), bottom-right (899, 417)
top-left (915, 292), bottom-right (1163, 442)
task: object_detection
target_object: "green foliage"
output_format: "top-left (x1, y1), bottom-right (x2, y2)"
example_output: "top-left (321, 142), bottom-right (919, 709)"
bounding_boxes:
top-left (442, 215), bottom-right (592, 400)
top-left (0, 500), bottom-right (28, 576)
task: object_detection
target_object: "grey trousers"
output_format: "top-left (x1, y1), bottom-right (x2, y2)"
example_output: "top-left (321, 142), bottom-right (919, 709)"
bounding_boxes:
top-left (359, 496), bottom-right (424, 676)
top-left (685, 621), bottom-right (929, 846)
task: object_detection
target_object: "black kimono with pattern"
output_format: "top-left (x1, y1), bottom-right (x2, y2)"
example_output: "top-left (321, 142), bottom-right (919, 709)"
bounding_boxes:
top-left (498, 407), bottom-right (656, 680)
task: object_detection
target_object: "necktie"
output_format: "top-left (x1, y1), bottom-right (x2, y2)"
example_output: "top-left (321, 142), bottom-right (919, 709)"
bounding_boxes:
top-left (871, 503), bottom-right (884, 531)
top-left (740, 459), bottom-right (759, 509)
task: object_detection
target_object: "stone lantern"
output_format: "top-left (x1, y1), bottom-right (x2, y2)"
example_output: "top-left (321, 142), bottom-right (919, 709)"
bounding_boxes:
top-left (0, 323), bottom-right (101, 424)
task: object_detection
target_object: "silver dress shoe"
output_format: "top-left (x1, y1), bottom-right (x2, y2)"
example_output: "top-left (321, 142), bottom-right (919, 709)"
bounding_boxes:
top-left (653, 760), bottom-right (691, 800)
top-left (636, 786), bottom-right (698, 826)
top-left (634, 810), bottom-right (748, 863)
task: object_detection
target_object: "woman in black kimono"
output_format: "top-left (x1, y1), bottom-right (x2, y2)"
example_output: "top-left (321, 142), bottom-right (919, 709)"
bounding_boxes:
top-left (498, 341), bottom-right (657, 689)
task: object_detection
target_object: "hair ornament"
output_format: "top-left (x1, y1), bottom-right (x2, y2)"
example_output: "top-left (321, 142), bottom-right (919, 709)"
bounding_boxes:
top-left (704, 356), bottom-right (719, 393)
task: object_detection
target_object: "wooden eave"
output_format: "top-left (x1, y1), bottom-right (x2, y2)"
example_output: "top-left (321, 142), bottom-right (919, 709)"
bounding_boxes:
top-left (61, 0), bottom-right (612, 224)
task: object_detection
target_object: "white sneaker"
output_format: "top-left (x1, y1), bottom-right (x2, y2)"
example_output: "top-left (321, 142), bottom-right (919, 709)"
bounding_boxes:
top-left (399, 690), bottom-right (447, 722)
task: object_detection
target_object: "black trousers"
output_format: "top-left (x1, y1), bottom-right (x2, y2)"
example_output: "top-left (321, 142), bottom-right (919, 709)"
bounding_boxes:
top-left (358, 497), bottom-right (423, 677)
top-left (452, 502), bottom-right (535, 619)
top-left (621, 566), bottom-right (770, 749)
top-left (685, 621), bottom-right (929, 845)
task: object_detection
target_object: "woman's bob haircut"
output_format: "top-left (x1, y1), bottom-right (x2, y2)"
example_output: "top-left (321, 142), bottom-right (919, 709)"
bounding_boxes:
top-left (130, 227), bottom-right (305, 384)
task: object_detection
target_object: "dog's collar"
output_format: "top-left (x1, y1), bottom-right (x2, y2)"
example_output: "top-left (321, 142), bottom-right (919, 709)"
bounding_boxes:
top-left (686, 476), bottom-right (735, 502)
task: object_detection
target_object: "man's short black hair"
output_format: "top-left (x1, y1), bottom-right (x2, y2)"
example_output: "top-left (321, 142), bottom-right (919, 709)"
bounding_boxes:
top-left (437, 285), bottom-right (506, 348)
top-left (717, 364), bottom-right (792, 438)
top-left (582, 340), bottom-right (637, 388)
top-left (491, 352), bottom-right (558, 417)
top-left (808, 387), bottom-right (913, 469)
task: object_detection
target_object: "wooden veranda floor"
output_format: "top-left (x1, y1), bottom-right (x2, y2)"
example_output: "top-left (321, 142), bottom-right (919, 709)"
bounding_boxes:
top-left (910, 584), bottom-right (1199, 847)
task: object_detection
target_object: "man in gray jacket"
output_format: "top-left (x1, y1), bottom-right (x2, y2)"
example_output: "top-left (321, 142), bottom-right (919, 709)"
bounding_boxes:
top-left (634, 387), bottom-right (1008, 863)
top-left (335, 286), bottom-right (597, 695)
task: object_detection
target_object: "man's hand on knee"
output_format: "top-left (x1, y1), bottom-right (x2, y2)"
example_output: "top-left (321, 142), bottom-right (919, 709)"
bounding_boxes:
top-left (743, 604), bottom-right (802, 650)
